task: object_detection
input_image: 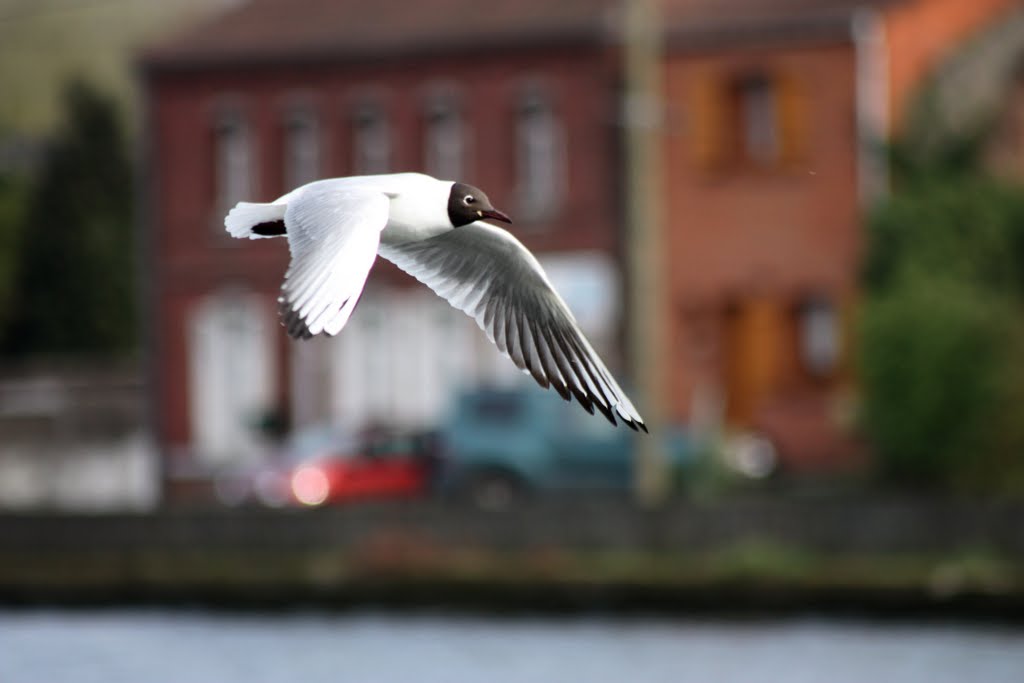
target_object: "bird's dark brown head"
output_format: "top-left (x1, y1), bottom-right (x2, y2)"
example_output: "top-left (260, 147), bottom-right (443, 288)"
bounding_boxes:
top-left (447, 182), bottom-right (512, 228)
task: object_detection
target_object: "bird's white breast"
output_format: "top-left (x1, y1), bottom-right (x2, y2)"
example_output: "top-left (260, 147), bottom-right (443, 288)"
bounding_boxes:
top-left (380, 176), bottom-right (454, 245)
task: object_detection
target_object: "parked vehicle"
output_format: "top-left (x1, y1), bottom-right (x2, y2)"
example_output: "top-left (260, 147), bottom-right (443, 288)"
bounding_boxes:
top-left (437, 386), bottom-right (700, 508)
top-left (215, 426), bottom-right (437, 507)
top-left (287, 428), bottom-right (438, 506)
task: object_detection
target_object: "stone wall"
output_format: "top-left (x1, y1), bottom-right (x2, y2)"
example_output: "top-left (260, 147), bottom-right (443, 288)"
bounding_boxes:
top-left (1, 497), bottom-right (1021, 612)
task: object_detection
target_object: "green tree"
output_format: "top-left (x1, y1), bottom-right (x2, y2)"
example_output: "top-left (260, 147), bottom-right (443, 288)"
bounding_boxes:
top-left (864, 175), bottom-right (1024, 297)
top-left (2, 80), bottom-right (135, 356)
top-left (861, 168), bottom-right (1024, 493)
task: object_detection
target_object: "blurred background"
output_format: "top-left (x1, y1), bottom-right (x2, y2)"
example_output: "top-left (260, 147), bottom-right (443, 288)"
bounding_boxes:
top-left (2, 0), bottom-right (1024, 681)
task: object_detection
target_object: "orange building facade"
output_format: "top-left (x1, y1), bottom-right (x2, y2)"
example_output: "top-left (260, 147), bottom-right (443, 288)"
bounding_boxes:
top-left (658, 0), bottom-right (1019, 470)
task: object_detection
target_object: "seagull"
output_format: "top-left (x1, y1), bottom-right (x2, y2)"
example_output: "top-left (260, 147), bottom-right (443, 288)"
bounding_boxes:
top-left (225, 173), bottom-right (646, 431)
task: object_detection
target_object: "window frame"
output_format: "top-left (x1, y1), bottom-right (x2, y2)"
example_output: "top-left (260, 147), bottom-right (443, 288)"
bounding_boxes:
top-left (514, 82), bottom-right (567, 225)
top-left (350, 96), bottom-right (392, 176)
top-left (211, 100), bottom-right (256, 227)
top-left (422, 86), bottom-right (467, 181)
top-left (282, 97), bottom-right (322, 191)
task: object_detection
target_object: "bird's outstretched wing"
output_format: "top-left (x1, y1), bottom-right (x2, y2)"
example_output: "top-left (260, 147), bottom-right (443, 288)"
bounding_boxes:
top-left (279, 184), bottom-right (389, 339)
top-left (379, 223), bottom-right (646, 431)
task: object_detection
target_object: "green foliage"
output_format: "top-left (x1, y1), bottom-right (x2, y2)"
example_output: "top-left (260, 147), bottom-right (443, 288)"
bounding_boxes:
top-left (861, 170), bottom-right (1024, 493)
top-left (1, 79), bottom-right (135, 356)
top-left (886, 114), bottom-right (991, 186)
top-left (861, 273), bottom-right (1020, 487)
top-left (864, 175), bottom-right (1024, 297)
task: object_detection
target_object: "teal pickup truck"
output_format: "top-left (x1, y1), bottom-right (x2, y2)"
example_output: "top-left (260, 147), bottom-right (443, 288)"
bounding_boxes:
top-left (436, 385), bottom-right (700, 508)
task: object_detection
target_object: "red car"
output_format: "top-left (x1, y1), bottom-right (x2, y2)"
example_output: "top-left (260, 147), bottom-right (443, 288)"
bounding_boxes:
top-left (215, 428), bottom-right (437, 507)
top-left (286, 429), bottom-right (437, 506)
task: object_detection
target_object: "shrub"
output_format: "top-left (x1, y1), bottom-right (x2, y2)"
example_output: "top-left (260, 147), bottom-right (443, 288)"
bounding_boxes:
top-left (860, 175), bottom-right (1024, 493)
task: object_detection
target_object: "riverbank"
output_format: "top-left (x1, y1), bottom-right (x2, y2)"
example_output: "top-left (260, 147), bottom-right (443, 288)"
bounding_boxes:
top-left (2, 496), bottom-right (1022, 617)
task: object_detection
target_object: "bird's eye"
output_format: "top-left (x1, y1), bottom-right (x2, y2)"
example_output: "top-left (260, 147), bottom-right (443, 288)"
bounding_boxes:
top-left (464, 195), bottom-right (476, 205)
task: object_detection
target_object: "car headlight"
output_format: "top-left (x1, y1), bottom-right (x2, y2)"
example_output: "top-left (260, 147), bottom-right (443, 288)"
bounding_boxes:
top-left (291, 465), bottom-right (330, 506)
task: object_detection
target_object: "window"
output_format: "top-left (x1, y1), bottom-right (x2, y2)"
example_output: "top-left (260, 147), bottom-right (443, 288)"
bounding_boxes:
top-left (351, 101), bottom-right (390, 175)
top-left (423, 91), bottom-right (465, 180)
top-left (472, 391), bottom-right (526, 423)
top-left (213, 107), bottom-right (253, 214)
top-left (189, 291), bottom-right (276, 465)
top-left (690, 69), bottom-right (805, 171)
top-left (733, 74), bottom-right (780, 164)
top-left (283, 103), bottom-right (320, 189)
top-left (515, 86), bottom-right (566, 222)
top-left (799, 297), bottom-right (840, 377)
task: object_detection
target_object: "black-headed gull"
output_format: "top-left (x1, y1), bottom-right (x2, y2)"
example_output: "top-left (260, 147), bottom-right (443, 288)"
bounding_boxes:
top-left (225, 173), bottom-right (646, 431)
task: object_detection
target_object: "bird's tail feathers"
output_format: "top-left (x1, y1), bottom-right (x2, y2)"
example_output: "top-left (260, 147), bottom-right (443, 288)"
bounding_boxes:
top-left (225, 202), bottom-right (288, 239)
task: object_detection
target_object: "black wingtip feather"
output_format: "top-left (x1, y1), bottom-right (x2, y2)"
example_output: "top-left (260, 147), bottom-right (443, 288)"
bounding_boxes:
top-left (593, 401), bottom-right (618, 426)
top-left (539, 328), bottom-right (579, 403)
top-left (548, 328), bottom-right (612, 422)
top-left (550, 378), bottom-right (571, 401)
top-left (561, 332), bottom-right (618, 419)
top-left (279, 294), bottom-right (313, 340)
top-left (563, 371), bottom-right (595, 414)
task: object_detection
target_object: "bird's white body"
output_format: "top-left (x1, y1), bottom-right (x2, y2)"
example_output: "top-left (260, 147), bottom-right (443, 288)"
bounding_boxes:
top-left (229, 173), bottom-right (455, 245)
top-left (375, 174), bottom-right (457, 244)
top-left (270, 173), bottom-right (455, 244)
top-left (224, 173), bottom-right (647, 431)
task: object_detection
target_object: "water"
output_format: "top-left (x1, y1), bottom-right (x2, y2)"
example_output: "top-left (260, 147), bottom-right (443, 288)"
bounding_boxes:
top-left (1, 609), bottom-right (1023, 683)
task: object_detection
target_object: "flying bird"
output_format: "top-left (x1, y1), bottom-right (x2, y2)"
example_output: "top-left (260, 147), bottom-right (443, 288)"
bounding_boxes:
top-left (225, 173), bottom-right (646, 431)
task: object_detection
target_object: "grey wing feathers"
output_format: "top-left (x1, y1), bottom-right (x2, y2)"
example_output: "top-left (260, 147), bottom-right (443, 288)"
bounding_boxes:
top-left (379, 223), bottom-right (646, 432)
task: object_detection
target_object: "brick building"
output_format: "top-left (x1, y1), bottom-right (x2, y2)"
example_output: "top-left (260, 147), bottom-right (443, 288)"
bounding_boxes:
top-left (141, 0), bottom-right (627, 475)
top-left (140, 0), bottom-right (1019, 478)
top-left (658, 0), bottom-right (1017, 469)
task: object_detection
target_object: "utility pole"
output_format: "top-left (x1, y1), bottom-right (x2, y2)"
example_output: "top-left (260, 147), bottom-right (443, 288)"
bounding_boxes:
top-left (623, 0), bottom-right (667, 505)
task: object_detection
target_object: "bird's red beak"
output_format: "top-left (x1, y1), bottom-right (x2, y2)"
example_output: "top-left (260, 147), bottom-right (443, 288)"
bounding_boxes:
top-left (479, 208), bottom-right (512, 224)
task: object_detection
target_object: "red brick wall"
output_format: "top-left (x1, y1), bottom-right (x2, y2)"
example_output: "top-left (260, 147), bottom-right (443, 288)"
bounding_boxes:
top-left (661, 41), bottom-right (863, 467)
top-left (663, 42), bottom-right (860, 409)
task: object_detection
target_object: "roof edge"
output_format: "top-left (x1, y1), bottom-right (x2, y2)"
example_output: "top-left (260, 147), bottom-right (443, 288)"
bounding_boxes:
top-left (665, 12), bottom-right (856, 53)
top-left (140, 26), bottom-right (609, 74)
